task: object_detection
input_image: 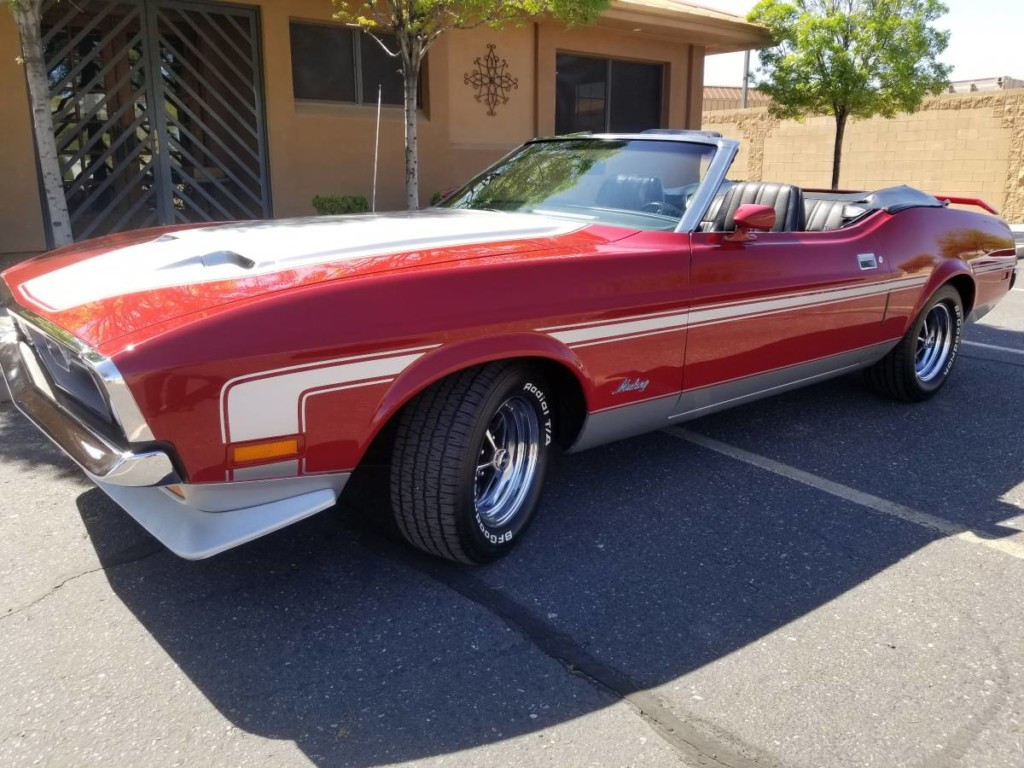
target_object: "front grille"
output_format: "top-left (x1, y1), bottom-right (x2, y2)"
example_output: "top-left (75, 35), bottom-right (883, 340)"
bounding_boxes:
top-left (16, 320), bottom-right (114, 425)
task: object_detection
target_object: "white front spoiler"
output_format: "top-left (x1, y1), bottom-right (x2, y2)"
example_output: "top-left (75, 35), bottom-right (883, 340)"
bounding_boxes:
top-left (91, 473), bottom-right (350, 559)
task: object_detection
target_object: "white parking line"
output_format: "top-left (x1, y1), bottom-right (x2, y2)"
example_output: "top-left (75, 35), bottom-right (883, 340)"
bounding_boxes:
top-left (963, 340), bottom-right (1024, 356)
top-left (665, 427), bottom-right (1024, 561)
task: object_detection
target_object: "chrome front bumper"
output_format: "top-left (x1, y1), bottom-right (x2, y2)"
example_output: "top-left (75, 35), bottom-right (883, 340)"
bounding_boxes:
top-left (2, 310), bottom-right (350, 559)
top-left (0, 323), bottom-right (180, 487)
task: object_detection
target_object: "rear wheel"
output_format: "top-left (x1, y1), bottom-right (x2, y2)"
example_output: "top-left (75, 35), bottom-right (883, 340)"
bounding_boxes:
top-left (866, 285), bottom-right (964, 401)
top-left (390, 362), bottom-right (553, 564)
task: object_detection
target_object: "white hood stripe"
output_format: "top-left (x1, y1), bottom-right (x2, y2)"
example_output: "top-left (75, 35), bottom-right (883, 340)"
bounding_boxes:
top-left (22, 211), bottom-right (585, 312)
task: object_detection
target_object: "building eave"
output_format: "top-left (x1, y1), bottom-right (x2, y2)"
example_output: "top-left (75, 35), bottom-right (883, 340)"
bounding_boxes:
top-left (598, 0), bottom-right (771, 54)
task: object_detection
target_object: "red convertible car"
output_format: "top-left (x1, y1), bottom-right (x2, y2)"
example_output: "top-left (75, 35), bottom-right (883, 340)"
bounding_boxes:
top-left (1, 131), bottom-right (1017, 563)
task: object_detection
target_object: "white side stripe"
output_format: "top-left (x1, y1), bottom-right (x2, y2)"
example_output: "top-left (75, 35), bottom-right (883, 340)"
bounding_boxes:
top-left (221, 347), bottom-right (434, 443)
top-left (972, 263), bottom-right (1015, 275)
top-left (689, 277), bottom-right (924, 327)
top-left (552, 313), bottom-right (688, 345)
top-left (298, 378), bottom-right (396, 432)
top-left (545, 275), bottom-right (928, 347)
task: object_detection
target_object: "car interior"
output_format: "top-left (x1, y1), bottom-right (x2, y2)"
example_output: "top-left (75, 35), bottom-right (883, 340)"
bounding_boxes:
top-left (696, 181), bottom-right (874, 233)
top-left (582, 175), bottom-right (874, 233)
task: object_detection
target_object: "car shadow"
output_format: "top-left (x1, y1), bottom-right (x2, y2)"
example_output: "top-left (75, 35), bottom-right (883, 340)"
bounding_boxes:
top-left (0, 400), bottom-right (82, 480)
top-left (73, 328), bottom-right (1024, 767)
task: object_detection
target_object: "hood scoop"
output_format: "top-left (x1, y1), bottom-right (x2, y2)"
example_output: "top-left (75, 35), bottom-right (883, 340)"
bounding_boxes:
top-left (201, 250), bottom-right (256, 270)
top-left (158, 250), bottom-right (257, 272)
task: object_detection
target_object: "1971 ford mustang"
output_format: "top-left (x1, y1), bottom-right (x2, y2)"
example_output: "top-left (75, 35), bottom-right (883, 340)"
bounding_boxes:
top-left (1, 131), bottom-right (1017, 563)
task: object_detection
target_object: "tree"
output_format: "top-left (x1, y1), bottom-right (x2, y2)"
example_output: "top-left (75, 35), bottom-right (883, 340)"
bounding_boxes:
top-left (9, 0), bottom-right (72, 246)
top-left (749, 0), bottom-right (951, 189)
top-left (332, 0), bottom-right (608, 210)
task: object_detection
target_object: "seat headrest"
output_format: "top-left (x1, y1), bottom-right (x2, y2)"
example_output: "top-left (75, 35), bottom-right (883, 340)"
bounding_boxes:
top-left (711, 181), bottom-right (805, 233)
top-left (596, 175), bottom-right (664, 211)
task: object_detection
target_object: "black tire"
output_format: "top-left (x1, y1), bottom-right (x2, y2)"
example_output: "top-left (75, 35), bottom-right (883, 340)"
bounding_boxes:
top-left (865, 284), bottom-right (964, 402)
top-left (390, 362), bottom-right (554, 564)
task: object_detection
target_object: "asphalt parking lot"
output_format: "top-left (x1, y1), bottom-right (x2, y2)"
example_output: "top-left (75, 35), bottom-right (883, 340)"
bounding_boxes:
top-left (2, 285), bottom-right (1023, 768)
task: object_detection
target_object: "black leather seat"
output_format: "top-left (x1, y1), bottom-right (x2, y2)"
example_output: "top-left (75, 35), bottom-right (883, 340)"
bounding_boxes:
top-left (710, 181), bottom-right (805, 232)
top-left (803, 198), bottom-right (847, 231)
top-left (700, 193), bottom-right (727, 231)
top-left (596, 175), bottom-right (664, 211)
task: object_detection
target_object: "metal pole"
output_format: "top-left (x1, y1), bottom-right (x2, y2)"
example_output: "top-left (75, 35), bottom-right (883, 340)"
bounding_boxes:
top-left (741, 50), bottom-right (750, 109)
top-left (372, 84), bottom-right (382, 212)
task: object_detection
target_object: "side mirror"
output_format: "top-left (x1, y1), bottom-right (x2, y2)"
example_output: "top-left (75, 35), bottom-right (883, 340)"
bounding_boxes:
top-left (435, 187), bottom-right (459, 205)
top-left (724, 204), bottom-right (776, 242)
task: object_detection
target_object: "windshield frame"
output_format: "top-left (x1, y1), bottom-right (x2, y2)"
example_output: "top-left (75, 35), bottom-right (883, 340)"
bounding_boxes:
top-left (438, 133), bottom-right (739, 234)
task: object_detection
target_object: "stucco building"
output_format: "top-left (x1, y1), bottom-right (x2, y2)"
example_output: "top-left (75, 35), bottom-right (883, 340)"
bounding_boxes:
top-left (0, 0), bottom-right (766, 258)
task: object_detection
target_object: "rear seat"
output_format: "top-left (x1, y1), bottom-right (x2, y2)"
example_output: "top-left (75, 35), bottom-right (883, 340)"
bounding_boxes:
top-left (699, 189), bottom-right (871, 233)
top-left (708, 181), bottom-right (806, 233)
top-left (803, 199), bottom-right (848, 231)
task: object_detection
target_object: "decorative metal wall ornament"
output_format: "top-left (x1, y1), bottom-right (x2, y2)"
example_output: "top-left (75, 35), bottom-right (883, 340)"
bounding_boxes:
top-left (464, 44), bottom-right (518, 116)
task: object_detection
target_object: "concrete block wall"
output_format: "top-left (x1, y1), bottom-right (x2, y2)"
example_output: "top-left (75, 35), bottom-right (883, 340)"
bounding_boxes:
top-left (704, 89), bottom-right (1024, 222)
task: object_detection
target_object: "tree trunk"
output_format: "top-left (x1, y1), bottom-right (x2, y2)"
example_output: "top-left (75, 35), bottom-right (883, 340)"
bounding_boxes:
top-left (403, 53), bottom-right (420, 211)
top-left (15, 0), bottom-right (73, 247)
top-left (831, 111), bottom-right (847, 191)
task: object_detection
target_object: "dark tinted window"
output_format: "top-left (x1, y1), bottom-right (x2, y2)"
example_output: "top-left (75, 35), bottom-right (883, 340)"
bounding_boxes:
top-left (555, 53), bottom-right (663, 133)
top-left (610, 60), bottom-right (662, 132)
top-left (556, 54), bottom-right (607, 133)
top-left (360, 33), bottom-right (405, 105)
top-left (290, 23), bottom-right (355, 102)
top-left (289, 23), bottom-right (418, 107)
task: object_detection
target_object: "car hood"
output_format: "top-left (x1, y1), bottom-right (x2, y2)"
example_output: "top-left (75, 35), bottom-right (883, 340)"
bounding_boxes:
top-left (1, 209), bottom-right (601, 351)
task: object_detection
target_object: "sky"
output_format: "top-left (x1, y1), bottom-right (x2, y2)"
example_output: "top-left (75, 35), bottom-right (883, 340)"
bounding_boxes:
top-left (701, 0), bottom-right (1024, 86)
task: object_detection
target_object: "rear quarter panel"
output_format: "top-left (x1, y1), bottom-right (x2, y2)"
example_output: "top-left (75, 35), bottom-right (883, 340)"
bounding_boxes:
top-left (871, 207), bottom-right (1014, 334)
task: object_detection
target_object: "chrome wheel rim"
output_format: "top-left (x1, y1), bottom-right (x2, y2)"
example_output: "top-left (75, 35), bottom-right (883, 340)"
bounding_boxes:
top-left (474, 396), bottom-right (540, 528)
top-left (915, 303), bottom-right (954, 383)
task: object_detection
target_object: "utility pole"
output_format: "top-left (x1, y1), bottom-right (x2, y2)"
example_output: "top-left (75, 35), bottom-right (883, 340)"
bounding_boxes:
top-left (741, 50), bottom-right (750, 108)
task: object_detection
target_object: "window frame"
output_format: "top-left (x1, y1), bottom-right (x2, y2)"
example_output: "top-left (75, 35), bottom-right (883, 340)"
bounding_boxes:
top-left (289, 20), bottom-right (423, 108)
top-left (555, 52), bottom-right (666, 134)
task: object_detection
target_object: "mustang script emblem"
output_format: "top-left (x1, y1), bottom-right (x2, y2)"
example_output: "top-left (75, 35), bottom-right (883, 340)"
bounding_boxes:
top-left (613, 377), bottom-right (650, 395)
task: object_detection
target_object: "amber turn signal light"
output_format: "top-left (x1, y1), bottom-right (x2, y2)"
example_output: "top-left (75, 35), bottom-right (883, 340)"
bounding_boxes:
top-left (231, 437), bottom-right (300, 464)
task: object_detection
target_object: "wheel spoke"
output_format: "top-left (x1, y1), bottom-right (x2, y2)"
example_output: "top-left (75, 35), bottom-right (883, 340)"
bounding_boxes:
top-left (474, 395), bottom-right (542, 529)
top-left (915, 302), bottom-right (955, 383)
top-left (484, 429), bottom-right (499, 452)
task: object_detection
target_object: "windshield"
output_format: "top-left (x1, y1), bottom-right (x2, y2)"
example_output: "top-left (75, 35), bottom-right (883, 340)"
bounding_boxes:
top-left (441, 138), bottom-right (718, 231)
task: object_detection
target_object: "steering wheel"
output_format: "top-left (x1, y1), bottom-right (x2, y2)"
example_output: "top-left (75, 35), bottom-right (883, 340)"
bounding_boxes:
top-left (641, 200), bottom-right (684, 217)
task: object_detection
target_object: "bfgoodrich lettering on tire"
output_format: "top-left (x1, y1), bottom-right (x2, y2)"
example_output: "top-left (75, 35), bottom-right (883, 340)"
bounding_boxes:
top-left (390, 362), bottom-right (553, 564)
top-left (866, 284), bottom-right (964, 402)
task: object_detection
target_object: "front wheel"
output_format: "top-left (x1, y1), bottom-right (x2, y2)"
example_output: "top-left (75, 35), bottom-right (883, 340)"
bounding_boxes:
top-left (390, 362), bottom-right (554, 564)
top-left (865, 284), bottom-right (964, 402)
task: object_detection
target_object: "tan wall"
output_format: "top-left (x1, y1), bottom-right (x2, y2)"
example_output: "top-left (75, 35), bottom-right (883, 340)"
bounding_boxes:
top-left (0, 1), bottom-right (704, 255)
top-left (447, 25), bottom-right (535, 149)
top-left (0, 14), bottom-right (47, 254)
top-left (704, 90), bottom-right (1024, 222)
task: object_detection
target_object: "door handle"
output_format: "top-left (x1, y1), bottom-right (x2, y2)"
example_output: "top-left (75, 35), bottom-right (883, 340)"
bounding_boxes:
top-left (858, 253), bottom-right (878, 270)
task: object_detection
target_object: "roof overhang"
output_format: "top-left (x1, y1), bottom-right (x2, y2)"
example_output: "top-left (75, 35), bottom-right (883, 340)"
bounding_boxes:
top-left (597, 0), bottom-right (771, 54)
